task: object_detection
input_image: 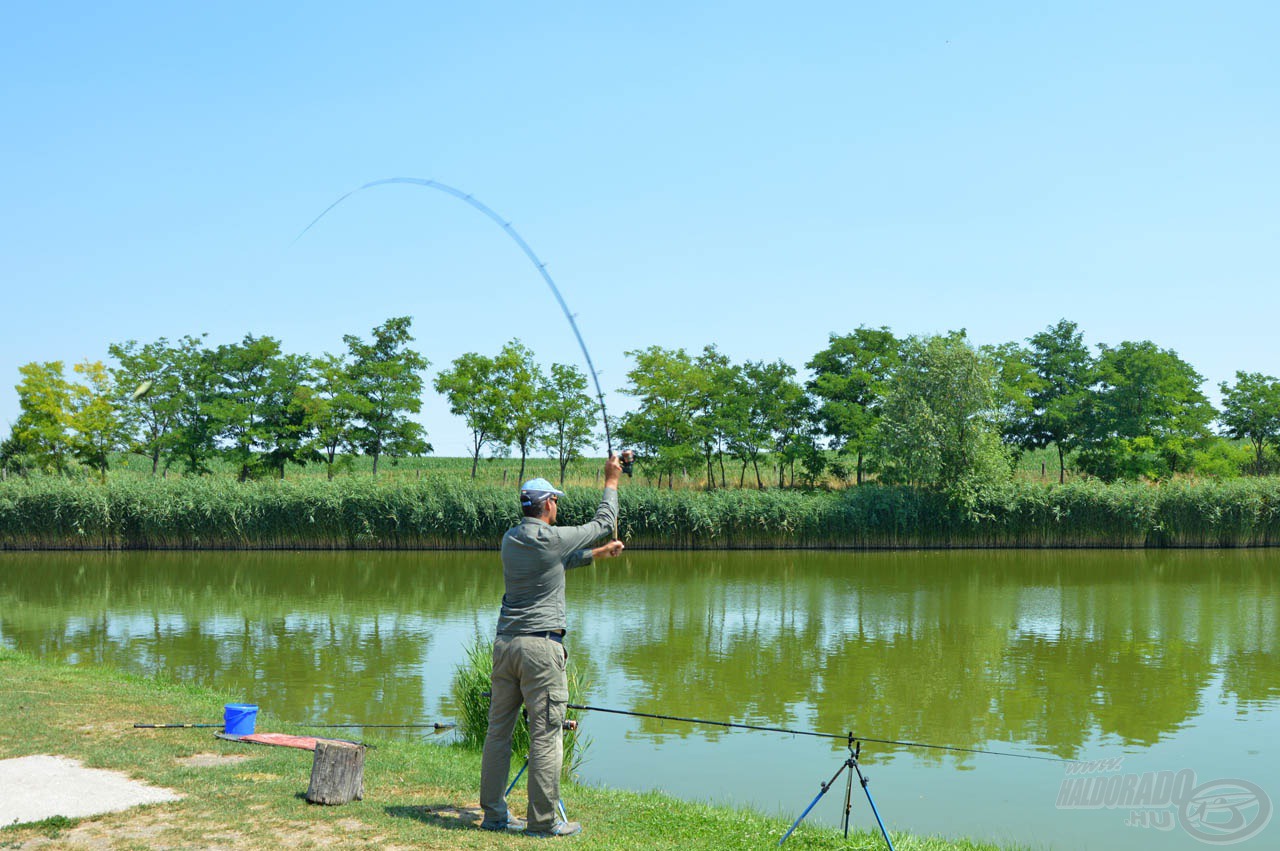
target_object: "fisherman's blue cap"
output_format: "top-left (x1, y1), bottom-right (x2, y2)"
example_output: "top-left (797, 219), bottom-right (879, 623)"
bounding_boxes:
top-left (520, 478), bottom-right (566, 508)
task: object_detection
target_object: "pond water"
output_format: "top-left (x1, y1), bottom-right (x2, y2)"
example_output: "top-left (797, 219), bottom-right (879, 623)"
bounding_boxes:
top-left (1, 549), bottom-right (1276, 849)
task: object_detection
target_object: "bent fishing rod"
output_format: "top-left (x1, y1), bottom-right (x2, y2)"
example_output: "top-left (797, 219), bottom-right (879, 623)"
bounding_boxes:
top-left (295, 177), bottom-right (628, 467)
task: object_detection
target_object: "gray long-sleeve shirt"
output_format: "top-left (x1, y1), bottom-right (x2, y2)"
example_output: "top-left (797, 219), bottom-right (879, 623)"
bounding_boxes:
top-left (496, 487), bottom-right (618, 636)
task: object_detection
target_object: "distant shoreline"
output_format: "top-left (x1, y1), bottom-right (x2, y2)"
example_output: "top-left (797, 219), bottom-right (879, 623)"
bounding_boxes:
top-left (2, 476), bottom-right (1278, 550)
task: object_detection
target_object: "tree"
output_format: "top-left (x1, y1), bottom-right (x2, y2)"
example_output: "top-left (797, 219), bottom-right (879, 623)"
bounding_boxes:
top-left (344, 317), bottom-right (431, 475)
top-left (981, 341), bottom-right (1045, 460)
top-left (806, 327), bottom-right (901, 484)
top-left (726, 359), bottom-right (802, 489)
top-left (767, 366), bottom-right (810, 487)
top-left (434, 351), bottom-right (509, 479)
top-left (0, 427), bottom-right (30, 478)
top-left (67, 360), bottom-right (125, 480)
top-left (1076, 341), bottom-right (1215, 481)
top-left (873, 333), bottom-right (1011, 503)
top-left (786, 397), bottom-right (828, 487)
top-left (693, 346), bottom-right (736, 489)
top-left (492, 340), bottom-right (547, 485)
top-left (617, 346), bottom-right (703, 489)
top-left (12, 361), bottom-right (74, 473)
top-left (168, 335), bottom-right (221, 476)
top-left (258, 353), bottom-right (321, 479)
top-left (540, 362), bottom-right (597, 485)
top-left (1219, 372), bottom-right (1280, 474)
top-left (109, 337), bottom-right (184, 475)
top-left (305, 353), bottom-right (361, 480)
top-left (206, 335), bottom-right (287, 481)
top-left (1025, 320), bottom-right (1095, 483)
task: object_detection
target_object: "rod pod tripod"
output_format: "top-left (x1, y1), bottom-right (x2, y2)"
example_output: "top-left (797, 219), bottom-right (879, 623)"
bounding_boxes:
top-left (779, 736), bottom-right (896, 850)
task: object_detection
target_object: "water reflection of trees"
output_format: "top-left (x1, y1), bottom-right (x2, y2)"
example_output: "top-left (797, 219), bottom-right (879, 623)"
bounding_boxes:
top-left (595, 550), bottom-right (1279, 761)
top-left (0, 551), bottom-right (503, 723)
top-left (1, 549), bottom-right (1276, 755)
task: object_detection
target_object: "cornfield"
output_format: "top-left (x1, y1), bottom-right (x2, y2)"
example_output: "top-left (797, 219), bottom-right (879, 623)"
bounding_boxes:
top-left (1, 476), bottom-right (1279, 550)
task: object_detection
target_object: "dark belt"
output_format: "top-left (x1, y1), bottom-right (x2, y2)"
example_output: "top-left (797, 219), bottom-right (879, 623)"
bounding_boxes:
top-left (522, 630), bottom-right (564, 644)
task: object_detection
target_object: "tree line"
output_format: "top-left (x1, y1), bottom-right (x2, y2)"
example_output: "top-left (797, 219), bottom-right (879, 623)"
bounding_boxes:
top-left (2, 317), bottom-right (429, 481)
top-left (4, 318), bottom-right (1279, 494)
top-left (613, 320), bottom-right (1279, 497)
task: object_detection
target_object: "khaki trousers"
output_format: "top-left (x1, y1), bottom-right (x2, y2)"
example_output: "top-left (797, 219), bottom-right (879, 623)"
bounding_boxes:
top-left (479, 634), bottom-right (569, 830)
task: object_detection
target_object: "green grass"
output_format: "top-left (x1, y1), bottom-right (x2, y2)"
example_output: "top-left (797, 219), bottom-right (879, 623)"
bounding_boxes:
top-left (0, 648), bottom-right (1028, 850)
top-left (450, 638), bottom-right (591, 777)
top-left (2, 474), bottom-right (1280, 549)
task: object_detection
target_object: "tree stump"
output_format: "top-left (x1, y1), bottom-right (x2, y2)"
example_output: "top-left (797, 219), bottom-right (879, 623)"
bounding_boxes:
top-left (306, 740), bottom-right (365, 805)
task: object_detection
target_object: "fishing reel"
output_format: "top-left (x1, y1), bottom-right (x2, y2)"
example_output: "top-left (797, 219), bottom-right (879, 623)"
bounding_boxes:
top-left (619, 450), bottom-right (635, 477)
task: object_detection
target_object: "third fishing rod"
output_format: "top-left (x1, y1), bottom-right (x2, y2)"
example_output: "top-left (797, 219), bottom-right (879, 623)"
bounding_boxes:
top-left (565, 701), bottom-right (1075, 764)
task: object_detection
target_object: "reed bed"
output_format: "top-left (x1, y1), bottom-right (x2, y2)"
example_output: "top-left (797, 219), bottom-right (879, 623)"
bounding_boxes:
top-left (1, 476), bottom-right (1278, 549)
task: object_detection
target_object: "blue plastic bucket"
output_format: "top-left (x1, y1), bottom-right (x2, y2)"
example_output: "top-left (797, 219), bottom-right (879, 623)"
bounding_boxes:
top-left (224, 703), bottom-right (258, 736)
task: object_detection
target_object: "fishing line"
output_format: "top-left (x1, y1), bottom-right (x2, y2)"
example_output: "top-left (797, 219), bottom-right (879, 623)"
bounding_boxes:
top-left (564, 702), bottom-right (1074, 764)
top-left (295, 177), bottom-right (616, 454)
top-left (477, 693), bottom-right (1074, 764)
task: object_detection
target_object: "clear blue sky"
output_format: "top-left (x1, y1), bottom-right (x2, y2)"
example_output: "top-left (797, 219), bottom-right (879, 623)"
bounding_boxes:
top-left (2, 2), bottom-right (1276, 455)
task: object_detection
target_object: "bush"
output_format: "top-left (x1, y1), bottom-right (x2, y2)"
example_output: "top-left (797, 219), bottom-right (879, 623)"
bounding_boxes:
top-left (451, 637), bottom-right (590, 778)
top-left (2, 476), bottom-right (1280, 549)
top-left (1190, 441), bottom-right (1253, 478)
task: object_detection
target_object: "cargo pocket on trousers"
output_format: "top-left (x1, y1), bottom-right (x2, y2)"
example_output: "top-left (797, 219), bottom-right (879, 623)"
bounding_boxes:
top-left (548, 687), bottom-right (568, 732)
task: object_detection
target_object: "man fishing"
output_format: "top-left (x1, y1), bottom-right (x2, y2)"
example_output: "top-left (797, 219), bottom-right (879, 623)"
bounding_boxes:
top-left (479, 454), bottom-right (626, 837)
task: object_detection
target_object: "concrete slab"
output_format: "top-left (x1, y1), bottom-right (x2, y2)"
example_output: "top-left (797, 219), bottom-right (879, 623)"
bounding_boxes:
top-left (0, 755), bottom-right (182, 828)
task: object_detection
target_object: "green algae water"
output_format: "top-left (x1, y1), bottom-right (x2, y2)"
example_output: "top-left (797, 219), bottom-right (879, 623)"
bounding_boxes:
top-left (1, 549), bottom-right (1275, 849)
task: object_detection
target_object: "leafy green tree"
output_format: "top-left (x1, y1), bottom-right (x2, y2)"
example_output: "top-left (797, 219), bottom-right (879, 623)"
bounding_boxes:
top-left (873, 333), bottom-right (1011, 503)
top-left (0, 427), bottom-right (30, 478)
top-left (776, 378), bottom-right (811, 488)
top-left (206, 335), bottom-right (287, 481)
top-left (168, 334), bottom-right (221, 476)
top-left (1189, 439), bottom-right (1252, 478)
top-left (1076, 341), bottom-right (1215, 481)
top-left (617, 346), bottom-right (703, 489)
top-left (109, 337), bottom-right (184, 475)
top-left (981, 341), bottom-right (1045, 460)
top-left (305, 353), bottom-right (361, 480)
top-left (806, 327), bottom-right (901, 484)
top-left (1219, 371), bottom-right (1280, 474)
top-left (1025, 320), bottom-right (1095, 483)
top-left (67, 360), bottom-right (125, 480)
top-left (693, 346), bottom-right (736, 489)
top-left (344, 317), bottom-right (431, 475)
top-left (727, 359), bottom-right (802, 489)
top-left (258, 353), bottom-right (321, 479)
top-left (785, 397), bottom-right (828, 487)
top-left (493, 340), bottom-right (547, 485)
top-left (434, 351), bottom-right (510, 479)
top-left (540, 362), bottom-right (597, 485)
top-left (12, 361), bottom-right (74, 473)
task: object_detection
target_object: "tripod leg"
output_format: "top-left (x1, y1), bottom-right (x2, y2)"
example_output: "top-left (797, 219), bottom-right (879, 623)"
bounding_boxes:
top-left (852, 759), bottom-right (896, 851)
top-left (842, 757), bottom-right (855, 838)
top-left (779, 761), bottom-right (848, 845)
top-left (505, 759), bottom-right (528, 798)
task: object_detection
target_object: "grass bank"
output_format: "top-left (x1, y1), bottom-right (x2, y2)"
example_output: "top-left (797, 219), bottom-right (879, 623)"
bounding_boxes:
top-left (0, 648), bottom-right (1023, 850)
top-left (1, 476), bottom-right (1279, 550)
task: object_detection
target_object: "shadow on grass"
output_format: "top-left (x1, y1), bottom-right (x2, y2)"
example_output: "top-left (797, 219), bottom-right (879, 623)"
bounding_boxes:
top-left (385, 803), bottom-right (484, 831)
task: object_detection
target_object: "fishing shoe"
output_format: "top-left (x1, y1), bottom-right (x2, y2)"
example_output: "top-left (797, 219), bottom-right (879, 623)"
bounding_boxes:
top-left (480, 815), bottom-right (526, 832)
top-left (525, 820), bottom-right (582, 838)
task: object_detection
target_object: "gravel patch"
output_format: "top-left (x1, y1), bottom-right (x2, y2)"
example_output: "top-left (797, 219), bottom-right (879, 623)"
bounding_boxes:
top-left (0, 754), bottom-right (182, 827)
